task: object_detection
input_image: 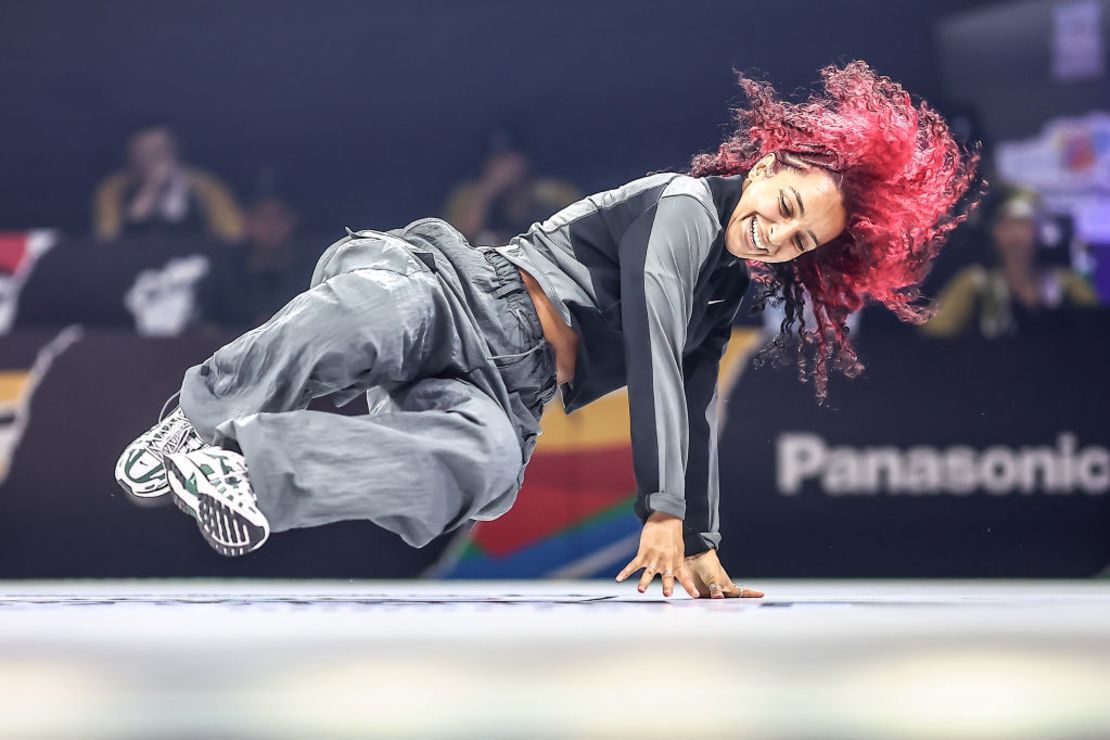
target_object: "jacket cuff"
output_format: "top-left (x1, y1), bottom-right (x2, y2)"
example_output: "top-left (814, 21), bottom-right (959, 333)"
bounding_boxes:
top-left (633, 492), bottom-right (686, 522)
top-left (683, 530), bottom-right (720, 556)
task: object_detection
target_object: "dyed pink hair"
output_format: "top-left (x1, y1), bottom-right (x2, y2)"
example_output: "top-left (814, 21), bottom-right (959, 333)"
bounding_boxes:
top-left (690, 60), bottom-right (984, 404)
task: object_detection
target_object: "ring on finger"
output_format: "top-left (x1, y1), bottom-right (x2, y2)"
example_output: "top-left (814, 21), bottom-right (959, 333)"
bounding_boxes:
top-left (663, 570), bottom-right (674, 577)
top-left (708, 582), bottom-right (722, 591)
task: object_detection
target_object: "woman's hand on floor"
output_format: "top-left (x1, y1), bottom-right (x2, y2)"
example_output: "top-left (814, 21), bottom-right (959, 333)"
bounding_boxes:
top-left (615, 512), bottom-right (699, 598)
top-left (684, 548), bottom-right (765, 599)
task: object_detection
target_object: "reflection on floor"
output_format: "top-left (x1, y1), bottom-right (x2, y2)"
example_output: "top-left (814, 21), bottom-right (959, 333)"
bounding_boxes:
top-left (2, 580), bottom-right (1109, 739)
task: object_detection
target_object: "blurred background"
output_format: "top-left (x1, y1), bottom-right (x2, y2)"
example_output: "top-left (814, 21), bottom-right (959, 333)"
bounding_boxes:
top-left (1, 0), bottom-right (1108, 581)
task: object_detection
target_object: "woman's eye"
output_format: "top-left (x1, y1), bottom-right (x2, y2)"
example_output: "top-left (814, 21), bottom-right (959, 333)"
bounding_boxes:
top-left (779, 194), bottom-right (789, 217)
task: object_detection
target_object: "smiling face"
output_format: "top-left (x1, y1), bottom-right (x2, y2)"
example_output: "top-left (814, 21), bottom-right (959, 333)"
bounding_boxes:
top-left (723, 153), bottom-right (848, 263)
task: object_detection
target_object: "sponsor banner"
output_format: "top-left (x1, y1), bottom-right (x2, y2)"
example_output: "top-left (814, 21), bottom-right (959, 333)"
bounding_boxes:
top-left (11, 234), bottom-right (339, 335)
top-left (15, 237), bottom-right (226, 332)
top-left (716, 324), bottom-right (1110, 578)
top-left (0, 320), bottom-right (1108, 578)
top-left (12, 234), bottom-right (347, 333)
top-left (776, 432), bottom-right (1109, 497)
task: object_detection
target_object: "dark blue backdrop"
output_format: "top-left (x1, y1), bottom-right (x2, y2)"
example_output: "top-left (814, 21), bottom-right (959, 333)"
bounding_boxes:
top-left (1, 0), bottom-right (998, 233)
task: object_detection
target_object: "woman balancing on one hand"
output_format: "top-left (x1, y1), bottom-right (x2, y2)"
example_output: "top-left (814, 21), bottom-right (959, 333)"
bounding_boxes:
top-left (115, 61), bottom-right (982, 598)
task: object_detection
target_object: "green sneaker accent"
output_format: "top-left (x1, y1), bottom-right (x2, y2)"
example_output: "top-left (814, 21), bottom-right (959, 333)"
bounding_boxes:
top-left (123, 450), bottom-right (164, 484)
top-left (216, 456), bottom-right (235, 477)
top-left (182, 473), bottom-right (201, 496)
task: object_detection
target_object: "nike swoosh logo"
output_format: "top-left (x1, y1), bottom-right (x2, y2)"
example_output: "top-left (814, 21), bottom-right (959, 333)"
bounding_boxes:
top-left (707, 299), bottom-right (726, 305)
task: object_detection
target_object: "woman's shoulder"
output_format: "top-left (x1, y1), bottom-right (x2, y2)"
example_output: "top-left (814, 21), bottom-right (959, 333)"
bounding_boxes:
top-left (603, 171), bottom-right (713, 208)
top-left (543, 173), bottom-right (711, 233)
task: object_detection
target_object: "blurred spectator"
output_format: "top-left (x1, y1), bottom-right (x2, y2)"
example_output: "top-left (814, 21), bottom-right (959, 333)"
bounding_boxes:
top-left (92, 122), bottom-right (244, 242)
top-left (197, 195), bottom-right (314, 330)
top-left (922, 189), bottom-right (1098, 339)
top-left (444, 126), bottom-right (581, 245)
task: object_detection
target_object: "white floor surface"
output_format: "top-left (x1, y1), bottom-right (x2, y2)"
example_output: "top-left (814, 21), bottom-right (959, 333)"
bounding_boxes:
top-left (2, 579), bottom-right (1109, 739)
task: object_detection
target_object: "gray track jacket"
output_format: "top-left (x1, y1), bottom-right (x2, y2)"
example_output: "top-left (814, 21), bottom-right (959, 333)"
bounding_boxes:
top-left (489, 173), bottom-right (751, 554)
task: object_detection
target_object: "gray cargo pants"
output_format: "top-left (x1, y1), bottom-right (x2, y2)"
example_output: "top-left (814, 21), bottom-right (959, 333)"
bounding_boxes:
top-left (178, 218), bottom-right (559, 548)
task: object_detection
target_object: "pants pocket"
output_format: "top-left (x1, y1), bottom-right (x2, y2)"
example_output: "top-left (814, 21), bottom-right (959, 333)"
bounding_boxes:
top-left (487, 337), bottom-right (548, 365)
top-left (316, 229), bottom-right (437, 283)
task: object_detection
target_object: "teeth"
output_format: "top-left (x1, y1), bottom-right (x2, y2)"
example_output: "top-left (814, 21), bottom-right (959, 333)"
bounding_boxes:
top-left (750, 217), bottom-right (769, 253)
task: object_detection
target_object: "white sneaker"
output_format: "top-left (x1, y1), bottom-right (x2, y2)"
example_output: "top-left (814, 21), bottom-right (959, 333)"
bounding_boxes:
top-left (115, 407), bottom-right (208, 513)
top-left (165, 447), bottom-right (270, 557)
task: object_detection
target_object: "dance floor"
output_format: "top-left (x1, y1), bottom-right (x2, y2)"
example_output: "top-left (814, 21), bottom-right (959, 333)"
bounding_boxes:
top-left (2, 580), bottom-right (1109, 739)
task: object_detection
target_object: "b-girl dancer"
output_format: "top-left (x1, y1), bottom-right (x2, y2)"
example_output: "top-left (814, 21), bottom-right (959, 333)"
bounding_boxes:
top-left (115, 61), bottom-right (981, 598)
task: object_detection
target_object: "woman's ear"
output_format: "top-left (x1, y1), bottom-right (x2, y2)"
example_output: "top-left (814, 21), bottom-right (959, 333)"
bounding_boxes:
top-left (753, 152), bottom-right (776, 178)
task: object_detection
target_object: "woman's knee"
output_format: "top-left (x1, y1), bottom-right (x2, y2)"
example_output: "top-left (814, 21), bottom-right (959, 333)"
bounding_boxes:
top-left (475, 408), bottom-right (525, 499)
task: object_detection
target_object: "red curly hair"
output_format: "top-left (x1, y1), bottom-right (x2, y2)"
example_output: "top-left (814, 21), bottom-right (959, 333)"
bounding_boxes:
top-left (690, 60), bottom-right (985, 404)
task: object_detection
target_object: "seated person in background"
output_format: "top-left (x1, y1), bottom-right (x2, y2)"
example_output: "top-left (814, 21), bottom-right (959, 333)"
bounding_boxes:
top-left (443, 126), bottom-right (581, 245)
top-left (93, 122), bottom-right (244, 243)
top-left (197, 195), bottom-right (314, 330)
top-left (922, 188), bottom-right (1098, 339)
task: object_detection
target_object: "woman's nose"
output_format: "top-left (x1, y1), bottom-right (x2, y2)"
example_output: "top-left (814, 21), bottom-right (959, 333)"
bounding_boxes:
top-left (768, 220), bottom-right (799, 249)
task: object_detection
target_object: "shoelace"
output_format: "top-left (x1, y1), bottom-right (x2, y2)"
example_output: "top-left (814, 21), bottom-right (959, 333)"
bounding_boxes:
top-left (158, 390), bottom-right (182, 424)
top-left (149, 391), bottom-right (206, 453)
top-left (201, 449), bottom-right (249, 481)
top-left (146, 415), bottom-right (207, 462)
top-left (147, 411), bottom-right (188, 446)
top-left (206, 451), bottom-right (254, 507)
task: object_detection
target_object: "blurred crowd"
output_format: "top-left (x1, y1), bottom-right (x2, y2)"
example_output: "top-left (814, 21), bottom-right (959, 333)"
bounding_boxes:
top-left (89, 122), bottom-right (582, 332)
top-left (921, 188), bottom-right (1099, 339)
top-left (87, 120), bottom-right (1102, 339)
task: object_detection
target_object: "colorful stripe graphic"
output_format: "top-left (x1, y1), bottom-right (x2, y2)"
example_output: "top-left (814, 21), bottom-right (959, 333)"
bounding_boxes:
top-left (432, 327), bottom-right (762, 578)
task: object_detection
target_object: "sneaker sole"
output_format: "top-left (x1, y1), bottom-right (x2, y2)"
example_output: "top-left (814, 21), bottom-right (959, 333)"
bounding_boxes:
top-left (167, 451), bottom-right (268, 557)
top-left (196, 493), bottom-right (269, 557)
